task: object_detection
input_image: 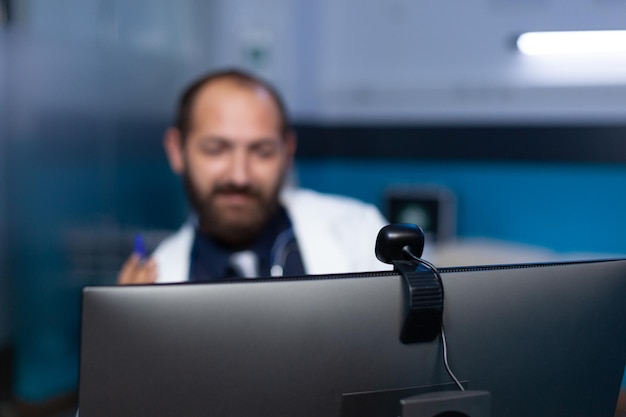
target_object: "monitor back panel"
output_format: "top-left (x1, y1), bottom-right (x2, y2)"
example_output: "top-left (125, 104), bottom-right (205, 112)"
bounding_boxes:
top-left (78, 259), bottom-right (626, 417)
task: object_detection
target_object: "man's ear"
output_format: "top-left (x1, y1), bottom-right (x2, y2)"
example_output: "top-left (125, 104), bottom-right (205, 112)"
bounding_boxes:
top-left (283, 131), bottom-right (298, 187)
top-left (163, 128), bottom-right (185, 175)
top-left (284, 130), bottom-right (297, 165)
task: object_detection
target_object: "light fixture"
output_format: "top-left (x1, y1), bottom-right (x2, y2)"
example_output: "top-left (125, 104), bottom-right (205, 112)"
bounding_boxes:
top-left (516, 30), bottom-right (626, 56)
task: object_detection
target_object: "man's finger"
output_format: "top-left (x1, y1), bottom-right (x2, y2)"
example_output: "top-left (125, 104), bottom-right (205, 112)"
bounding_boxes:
top-left (117, 253), bottom-right (141, 285)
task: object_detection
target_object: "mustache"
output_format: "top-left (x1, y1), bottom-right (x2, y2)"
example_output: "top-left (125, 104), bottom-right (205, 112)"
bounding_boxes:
top-left (212, 183), bottom-right (262, 198)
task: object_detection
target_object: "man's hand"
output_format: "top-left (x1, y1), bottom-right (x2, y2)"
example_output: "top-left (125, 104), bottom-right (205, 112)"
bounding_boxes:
top-left (117, 253), bottom-right (158, 285)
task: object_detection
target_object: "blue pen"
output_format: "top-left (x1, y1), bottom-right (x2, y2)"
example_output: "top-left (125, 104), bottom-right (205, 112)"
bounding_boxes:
top-left (133, 234), bottom-right (147, 260)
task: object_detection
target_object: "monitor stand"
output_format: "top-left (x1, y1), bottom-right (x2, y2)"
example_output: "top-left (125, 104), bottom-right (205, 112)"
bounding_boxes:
top-left (400, 390), bottom-right (491, 417)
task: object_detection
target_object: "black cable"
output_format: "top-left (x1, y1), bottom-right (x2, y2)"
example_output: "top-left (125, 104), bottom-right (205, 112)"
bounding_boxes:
top-left (401, 246), bottom-right (465, 392)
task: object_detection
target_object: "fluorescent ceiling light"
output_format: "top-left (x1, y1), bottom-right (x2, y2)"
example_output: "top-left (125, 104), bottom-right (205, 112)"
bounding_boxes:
top-left (516, 30), bottom-right (626, 56)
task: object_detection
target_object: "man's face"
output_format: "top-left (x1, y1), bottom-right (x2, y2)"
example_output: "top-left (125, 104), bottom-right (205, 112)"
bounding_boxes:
top-left (174, 81), bottom-right (295, 246)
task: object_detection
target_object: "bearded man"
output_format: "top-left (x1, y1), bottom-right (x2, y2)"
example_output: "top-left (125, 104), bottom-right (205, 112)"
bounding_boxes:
top-left (118, 68), bottom-right (388, 284)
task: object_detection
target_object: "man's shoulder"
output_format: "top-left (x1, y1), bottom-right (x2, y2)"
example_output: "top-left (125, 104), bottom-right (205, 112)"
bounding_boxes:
top-left (152, 222), bottom-right (194, 260)
top-left (151, 222), bottom-right (194, 283)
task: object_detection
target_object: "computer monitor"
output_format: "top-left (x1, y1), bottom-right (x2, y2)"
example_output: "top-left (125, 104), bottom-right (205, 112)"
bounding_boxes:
top-left (78, 258), bottom-right (626, 417)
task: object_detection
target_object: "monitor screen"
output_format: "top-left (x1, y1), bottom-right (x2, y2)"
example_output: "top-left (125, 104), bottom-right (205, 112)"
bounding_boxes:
top-left (78, 258), bottom-right (626, 417)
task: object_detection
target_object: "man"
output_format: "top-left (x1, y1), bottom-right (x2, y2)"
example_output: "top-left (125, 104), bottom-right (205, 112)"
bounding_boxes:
top-left (118, 68), bottom-right (389, 284)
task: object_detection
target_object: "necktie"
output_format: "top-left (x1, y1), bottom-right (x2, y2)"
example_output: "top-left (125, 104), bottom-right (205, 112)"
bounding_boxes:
top-left (228, 250), bottom-right (259, 278)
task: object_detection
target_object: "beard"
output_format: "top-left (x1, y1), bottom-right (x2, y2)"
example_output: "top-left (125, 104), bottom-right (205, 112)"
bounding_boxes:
top-left (183, 172), bottom-right (282, 247)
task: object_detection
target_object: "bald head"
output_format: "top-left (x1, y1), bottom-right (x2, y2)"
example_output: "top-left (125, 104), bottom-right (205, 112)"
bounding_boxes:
top-left (175, 69), bottom-right (291, 141)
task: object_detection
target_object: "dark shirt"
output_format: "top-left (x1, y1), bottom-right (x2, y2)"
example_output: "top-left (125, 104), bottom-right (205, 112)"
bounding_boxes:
top-left (189, 206), bottom-right (305, 281)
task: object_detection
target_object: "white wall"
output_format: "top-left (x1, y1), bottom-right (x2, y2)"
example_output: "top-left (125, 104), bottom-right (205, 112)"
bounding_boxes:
top-left (8, 0), bottom-right (626, 124)
top-left (148, 0), bottom-right (626, 124)
top-left (307, 0), bottom-right (626, 123)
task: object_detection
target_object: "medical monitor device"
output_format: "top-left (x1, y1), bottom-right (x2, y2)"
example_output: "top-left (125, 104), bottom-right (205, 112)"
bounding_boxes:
top-left (385, 185), bottom-right (456, 244)
top-left (78, 258), bottom-right (626, 417)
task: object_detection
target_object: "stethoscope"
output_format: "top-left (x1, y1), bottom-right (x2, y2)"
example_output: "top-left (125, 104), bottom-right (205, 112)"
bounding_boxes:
top-left (269, 227), bottom-right (298, 277)
top-left (191, 213), bottom-right (298, 278)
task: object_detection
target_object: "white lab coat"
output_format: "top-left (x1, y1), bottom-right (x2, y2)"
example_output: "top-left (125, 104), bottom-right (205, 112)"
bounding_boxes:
top-left (153, 187), bottom-right (391, 283)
